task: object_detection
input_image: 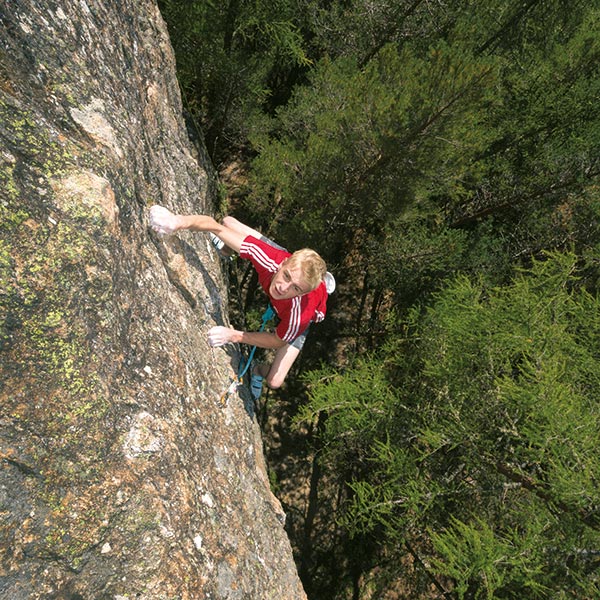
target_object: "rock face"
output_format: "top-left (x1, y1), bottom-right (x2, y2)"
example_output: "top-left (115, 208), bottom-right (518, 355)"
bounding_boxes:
top-left (0, 2), bottom-right (306, 599)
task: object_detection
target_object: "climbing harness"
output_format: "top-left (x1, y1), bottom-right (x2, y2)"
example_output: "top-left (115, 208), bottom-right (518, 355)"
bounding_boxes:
top-left (219, 304), bottom-right (275, 405)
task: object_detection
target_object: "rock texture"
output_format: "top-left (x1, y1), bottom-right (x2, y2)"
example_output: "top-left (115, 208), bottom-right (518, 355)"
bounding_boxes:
top-left (0, 1), bottom-right (306, 598)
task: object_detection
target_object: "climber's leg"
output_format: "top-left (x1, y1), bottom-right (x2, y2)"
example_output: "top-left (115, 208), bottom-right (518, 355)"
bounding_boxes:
top-left (222, 216), bottom-right (287, 251)
top-left (258, 325), bottom-right (309, 390)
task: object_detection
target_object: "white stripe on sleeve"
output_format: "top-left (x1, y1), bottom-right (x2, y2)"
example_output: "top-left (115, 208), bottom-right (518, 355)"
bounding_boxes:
top-left (282, 297), bottom-right (302, 342)
top-left (241, 240), bottom-right (280, 273)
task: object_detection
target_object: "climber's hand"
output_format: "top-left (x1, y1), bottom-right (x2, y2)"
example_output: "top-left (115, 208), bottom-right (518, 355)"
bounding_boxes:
top-left (208, 326), bottom-right (236, 347)
top-left (149, 205), bottom-right (180, 236)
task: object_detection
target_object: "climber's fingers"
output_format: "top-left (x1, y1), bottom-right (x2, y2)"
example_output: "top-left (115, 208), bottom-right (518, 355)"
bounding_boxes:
top-left (149, 205), bottom-right (179, 236)
top-left (208, 326), bottom-right (234, 347)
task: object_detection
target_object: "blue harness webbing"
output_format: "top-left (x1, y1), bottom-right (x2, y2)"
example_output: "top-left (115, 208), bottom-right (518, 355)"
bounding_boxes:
top-left (237, 304), bottom-right (275, 378)
top-left (219, 304), bottom-right (275, 404)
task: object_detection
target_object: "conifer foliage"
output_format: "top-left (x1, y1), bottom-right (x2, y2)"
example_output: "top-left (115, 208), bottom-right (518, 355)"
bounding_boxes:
top-left (159, 1), bottom-right (600, 597)
top-left (300, 252), bottom-right (600, 598)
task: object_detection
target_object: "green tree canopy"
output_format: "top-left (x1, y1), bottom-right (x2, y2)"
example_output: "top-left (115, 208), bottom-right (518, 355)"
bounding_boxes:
top-left (299, 251), bottom-right (600, 597)
top-left (158, 2), bottom-right (600, 598)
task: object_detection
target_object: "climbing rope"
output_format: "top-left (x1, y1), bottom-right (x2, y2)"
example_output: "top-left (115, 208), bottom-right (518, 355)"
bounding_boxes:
top-left (219, 304), bottom-right (275, 405)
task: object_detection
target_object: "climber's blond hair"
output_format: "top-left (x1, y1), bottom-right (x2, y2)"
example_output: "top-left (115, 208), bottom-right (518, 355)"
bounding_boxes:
top-left (285, 249), bottom-right (327, 292)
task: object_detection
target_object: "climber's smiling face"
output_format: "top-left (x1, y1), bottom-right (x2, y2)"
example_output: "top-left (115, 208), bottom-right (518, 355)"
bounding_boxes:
top-left (269, 260), bottom-right (310, 300)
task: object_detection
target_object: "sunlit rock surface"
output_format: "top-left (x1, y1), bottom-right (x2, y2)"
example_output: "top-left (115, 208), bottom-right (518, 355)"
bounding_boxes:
top-left (0, 1), bottom-right (306, 598)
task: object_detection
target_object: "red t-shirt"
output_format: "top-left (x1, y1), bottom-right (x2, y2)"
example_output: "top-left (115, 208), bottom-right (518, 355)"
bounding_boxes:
top-left (239, 236), bottom-right (328, 343)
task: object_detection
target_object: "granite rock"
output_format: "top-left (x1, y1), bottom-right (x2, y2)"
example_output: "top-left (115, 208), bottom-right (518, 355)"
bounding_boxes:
top-left (0, 1), bottom-right (306, 598)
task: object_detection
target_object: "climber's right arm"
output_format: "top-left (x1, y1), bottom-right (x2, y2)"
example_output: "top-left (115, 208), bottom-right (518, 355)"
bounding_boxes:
top-left (149, 205), bottom-right (245, 253)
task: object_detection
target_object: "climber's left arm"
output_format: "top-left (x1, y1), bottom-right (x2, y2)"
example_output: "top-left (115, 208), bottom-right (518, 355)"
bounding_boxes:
top-left (208, 327), bottom-right (287, 349)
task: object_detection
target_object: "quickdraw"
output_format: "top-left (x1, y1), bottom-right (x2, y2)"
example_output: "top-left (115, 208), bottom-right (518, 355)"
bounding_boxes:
top-left (219, 378), bottom-right (241, 406)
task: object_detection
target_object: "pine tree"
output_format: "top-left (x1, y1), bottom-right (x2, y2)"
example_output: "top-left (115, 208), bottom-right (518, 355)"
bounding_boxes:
top-left (158, 0), bottom-right (312, 161)
top-left (299, 251), bottom-right (600, 598)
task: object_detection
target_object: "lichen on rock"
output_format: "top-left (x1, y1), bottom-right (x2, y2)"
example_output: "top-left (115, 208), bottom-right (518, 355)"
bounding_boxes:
top-left (0, 1), bottom-right (305, 599)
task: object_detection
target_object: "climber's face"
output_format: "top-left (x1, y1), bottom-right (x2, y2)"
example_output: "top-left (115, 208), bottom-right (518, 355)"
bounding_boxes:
top-left (269, 260), bottom-right (310, 300)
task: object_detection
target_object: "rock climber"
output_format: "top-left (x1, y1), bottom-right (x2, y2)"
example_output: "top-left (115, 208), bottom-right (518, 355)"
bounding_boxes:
top-left (149, 205), bottom-right (335, 399)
